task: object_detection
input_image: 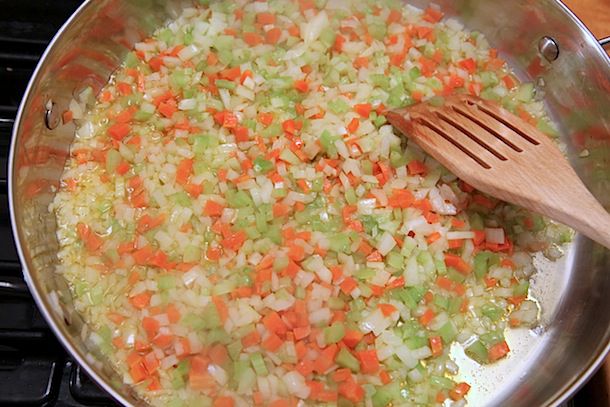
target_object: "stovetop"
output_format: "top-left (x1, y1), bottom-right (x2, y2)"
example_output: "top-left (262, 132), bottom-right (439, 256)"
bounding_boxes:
top-left (0, 1), bottom-right (603, 406)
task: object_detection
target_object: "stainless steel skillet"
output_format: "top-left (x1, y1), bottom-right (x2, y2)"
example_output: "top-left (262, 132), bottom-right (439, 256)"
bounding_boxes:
top-left (8, 0), bottom-right (610, 405)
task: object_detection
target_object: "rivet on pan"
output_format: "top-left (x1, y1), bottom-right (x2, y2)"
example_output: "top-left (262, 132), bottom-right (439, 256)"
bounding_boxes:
top-left (44, 99), bottom-right (60, 130)
top-left (539, 36), bottom-right (560, 62)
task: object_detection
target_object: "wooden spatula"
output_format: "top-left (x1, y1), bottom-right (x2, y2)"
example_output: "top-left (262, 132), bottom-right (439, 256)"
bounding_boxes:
top-left (385, 94), bottom-right (610, 249)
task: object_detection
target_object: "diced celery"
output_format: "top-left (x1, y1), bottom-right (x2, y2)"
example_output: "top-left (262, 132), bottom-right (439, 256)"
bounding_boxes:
top-left (250, 352), bottom-right (268, 376)
top-left (465, 340), bottom-right (489, 364)
top-left (437, 321), bottom-right (457, 343)
top-left (329, 233), bottom-right (351, 253)
top-left (474, 251), bottom-right (492, 279)
top-left (481, 303), bottom-right (503, 321)
top-left (433, 295), bottom-right (449, 310)
top-left (371, 74), bottom-right (391, 89)
top-left (183, 245), bottom-right (201, 262)
top-left (328, 99), bottom-right (350, 114)
top-left (213, 35), bottom-right (234, 51)
top-left (279, 149), bottom-right (301, 166)
top-left (226, 190), bottom-right (253, 208)
top-left (336, 348), bottom-right (360, 372)
top-left (193, 135), bottom-right (219, 153)
top-left (227, 341), bottom-right (242, 361)
top-left (319, 27), bottom-right (336, 48)
top-left (170, 70), bottom-right (189, 89)
top-left (124, 52), bottom-right (139, 68)
top-left (515, 83), bottom-right (534, 103)
top-left (328, 296), bottom-right (345, 310)
top-left (324, 322), bottom-right (346, 344)
top-left (430, 375), bottom-right (454, 389)
top-left (390, 150), bottom-right (409, 168)
top-left (253, 157), bottom-right (274, 174)
top-left (171, 191), bottom-right (191, 207)
top-left (158, 275), bottom-right (176, 290)
top-left (479, 331), bottom-right (504, 347)
top-left (386, 251), bottom-right (404, 270)
top-left (215, 79), bottom-right (236, 90)
top-left (513, 281), bottom-right (529, 297)
top-left (405, 335), bottom-right (428, 350)
top-left (105, 149), bottom-right (121, 174)
top-left (134, 110), bottom-right (153, 121)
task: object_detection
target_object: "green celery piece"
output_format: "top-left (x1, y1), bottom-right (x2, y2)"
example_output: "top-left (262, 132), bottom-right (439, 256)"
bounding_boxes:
top-left (481, 303), bottom-right (503, 322)
top-left (193, 135), bottom-right (219, 154)
top-left (430, 375), bottom-right (455, 389)
top-left (433, 295), bottom-right (449, 310)
top-left (329, 233), bottom-right (351, 253)
top-left (386, 251), bottom-right (404, 269)
top-left (474, 251), bottom-right (492, 280)
top-left (448, 297), bottom-right (463, 315)
top-left (158, 275), bottom-right (176, 290)
top-left (124, 52), bottom-right (139, 68)
top-left (171, 191), bottom-right (191, 207)
top-left (134, 110), bottom-right (153, 121)
top-left (250, 352), bottom-right (268, 376)
top-left (170, 70), bottom-right (189, 89)
top-left (437, 321), bottom-right (457, 343)
top-left (253, 157), bottom-right (275, 174)
top-left (105, 149), bottom-right (121, 174)
top-left (183, 245), bottom-right (201, 262)
top-left (336, 348), bottom-right (361, 372)
top-left (409, 66), bottom-right (421, 80)
top-left (213, 35), bottom-right (234, 51)
top-left (513, 281), bottom-right (529, 296)
top-left (328, 99), bottom-right (350, 114)
top-left (353, 268), bottom-right (375, 280)
top-left (215, 79), bottom-right (236, 90)
top-left (201, 304), bottom-right (223, 329)
top-left (405, 335), bottom-right (428, 350)
top-left (515, 83), bottom-right (534, 103)
top-left (480, 331), bottom-right (504, 347)
top-left (183, 313), bottom-right (206, 330)
top-left (324, 322), bottom-right (346, 344)
top-left (319, 27), bottom-right (336, 47)
top-left (371, 74), bottom-right (391, 89)
top-left (226, 190), bottom-right (253, 208)
top-left (372, 382), bottom-right (402, 407)
top-left (465, 340), bottom-right (488, 364)
top-left (227, 341), bottom-right (242, 360)
top-left (390, 150), bottom-right (409, 168)
top-left (328, 296), bottom-right (345, 310)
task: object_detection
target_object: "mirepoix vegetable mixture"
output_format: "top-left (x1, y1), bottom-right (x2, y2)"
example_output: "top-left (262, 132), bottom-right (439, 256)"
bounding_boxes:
top-left (51, 0), bottom-right (570, 406)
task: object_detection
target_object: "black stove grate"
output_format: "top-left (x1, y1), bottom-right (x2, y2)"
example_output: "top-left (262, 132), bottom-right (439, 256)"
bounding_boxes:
top-left (0, 1), bottom-right (118, 405)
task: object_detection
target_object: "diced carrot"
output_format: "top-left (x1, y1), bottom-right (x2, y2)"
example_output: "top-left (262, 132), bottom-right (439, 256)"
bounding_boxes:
top-left (430, 336), bottom-right (443, 357)
top-left (213, 396), bottom-right (235, 407)
top-left (387, 9), bottom-right (402, 23)
top-left (158, 101), bottom-right (177, 118)
top-left (419, 308), bottom-right (436, 326)
top-left (265, 27), bottom-right (282, 44)
top-left (166, 304), bottom-right (181, 323)
top-left (220, 66), bottom-right (241, 81)
top-left (143, 352), bottom-right (159, 374)
top-left (108, 123), bottom-right (131, 141)
top-left (423, 6), bottom-right (444, 23)
top-left (333, 34), bottom-right (346, 52)
top-left (233, 126), bottom-right (249, 142)
top-left (387, 189), bottom-right (415, 208)
top-left (458, 58), bottom-right (477, 74)
top-left (436, 276), bottom-right (454, 291)
top-left (263, 311), bottom-right (288, 335)
top-left (338, 380), bottom-right (365, 403)
top-left (129, 361), bottom-right (147, 383)
top-left (342, 329), bottom-right (363, 348)
top-left (142, 316), bottom-right (160, 339)
top-left (204, 200), bottom-right (225, 217)
top-left (209, 344), bottom-right (229, 366)
top-left (212, 296), bottom-right (228, 322)
top-left (288, 25), bottom-right (300, 37)
top-left (116, 161), bottom-right (131, 175)
top-left (107, 312), bottom-right (126, 325)
top-left (175, 158), bottom-right (193, 186)
top-left (262, 333), bottom-right (283, 352)
top-left (332, 368), bottom-right (352, 382)
top-left (269, 399), bottom-right (290, 407)
top-left (357, 350), bottom-right (380, 374)
top-left (221, 230), bottom-right (247, 251)
top-left (449, 382), bottom-right (471, 401)
top-left (353, 103), bottom-right (372, 118)
top-left (353, 56), bottom-right (368, 69)
top-left (293, 79), bottom-right (309, 93)
top-left (378, 303), bottom-right (397, 317)
top-left (242, 330), bottom-right (261, 348)
top-left (243, 31), bottom-right (264, 46)
top-left (427, 232), bottom-right (442, 244)
top-left (62, 110), bottom-right (73, 124)
top-left (133, 245), bottom-right (154, 265)
top-left (293, 325), bottom-right (310, 340)
top-left (314, 344), bottom-right (338, 374)
top-left (339, 277), bottom-right (358, 294)
top-left (153, 334), bottom-right (174, 349)
top-left (256, 12), bottom-right (276, 25)
top-left (76, 223), bottom-right (104, 252)
top-left (444, 253), bottom-right (472, 275)
top-left (407, 160), bottom-right (427, 175)
top-left (130, 291), bottom-right (152, 309)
